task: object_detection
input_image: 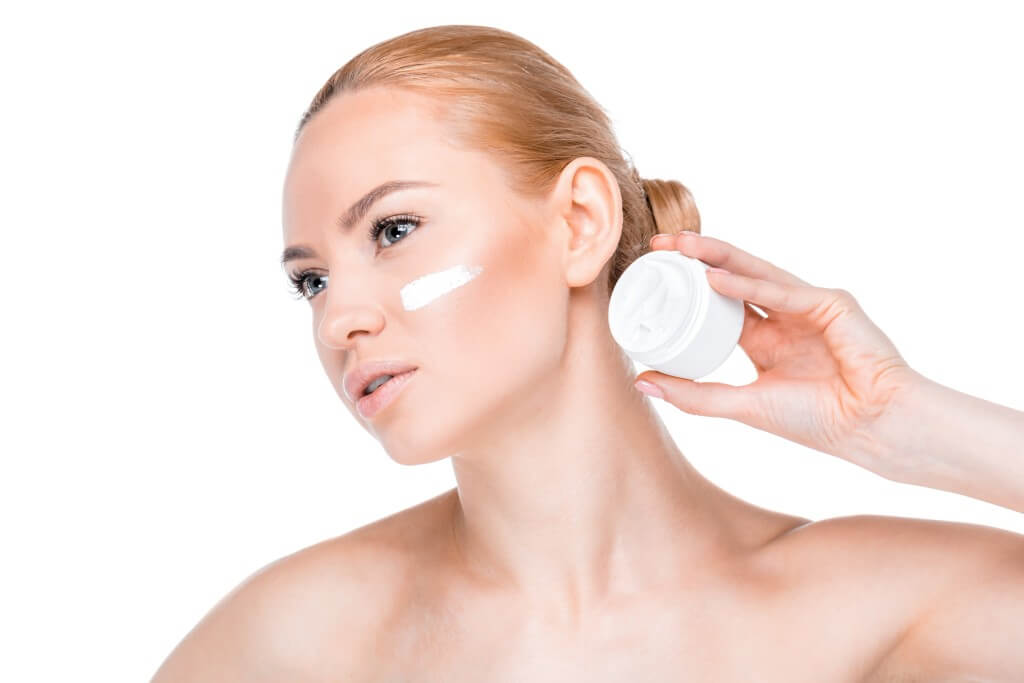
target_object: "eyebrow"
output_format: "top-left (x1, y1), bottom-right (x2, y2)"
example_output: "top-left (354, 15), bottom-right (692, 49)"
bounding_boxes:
top-left (280, 179), bottom-right (439, 266)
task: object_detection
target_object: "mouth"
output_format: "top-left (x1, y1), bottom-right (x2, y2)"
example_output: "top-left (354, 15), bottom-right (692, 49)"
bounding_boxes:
top-left (355, 368), bottom-right (418, 419)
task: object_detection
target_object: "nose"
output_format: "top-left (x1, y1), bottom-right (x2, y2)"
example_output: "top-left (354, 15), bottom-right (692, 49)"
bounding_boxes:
top-left (317, 300), bottom-right (386, 350)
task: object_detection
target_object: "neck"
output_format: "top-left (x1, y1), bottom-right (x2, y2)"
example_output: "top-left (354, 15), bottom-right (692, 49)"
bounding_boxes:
top-left (446, 290), bottom-right (750, 617)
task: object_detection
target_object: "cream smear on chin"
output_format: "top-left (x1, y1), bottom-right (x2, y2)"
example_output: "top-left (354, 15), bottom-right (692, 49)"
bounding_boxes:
top-left (400, 264), bottom-right (484, 311)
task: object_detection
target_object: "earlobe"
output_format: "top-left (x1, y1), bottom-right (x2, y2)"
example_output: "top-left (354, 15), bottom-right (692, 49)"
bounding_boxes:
top-left (555, 156), bottom-right (623, 288)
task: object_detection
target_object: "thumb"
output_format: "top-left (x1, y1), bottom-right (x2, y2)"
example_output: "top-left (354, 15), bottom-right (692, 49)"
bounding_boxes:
top-left (634, 372), bottom-right (752, 420)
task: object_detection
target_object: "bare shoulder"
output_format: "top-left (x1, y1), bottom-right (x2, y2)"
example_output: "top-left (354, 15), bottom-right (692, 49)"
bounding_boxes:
top-left (758, 513), bottom-right (1024, 681)
top-left (150, 490), bottom-right (453, 682)
top-left (769, 512), bottom-right (1024, 589)
top-left (768, 511), bottom-right (1023, 562)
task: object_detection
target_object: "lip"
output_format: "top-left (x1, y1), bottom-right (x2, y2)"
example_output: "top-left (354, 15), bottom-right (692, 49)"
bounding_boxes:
top-left (355, 368), bottom-right (418, 419)
top-left (344, 360), bottom-right (419, 403)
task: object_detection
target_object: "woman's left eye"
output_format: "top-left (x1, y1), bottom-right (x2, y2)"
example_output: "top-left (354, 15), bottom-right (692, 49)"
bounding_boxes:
top-left (369, 214), bottom-right (421, 249)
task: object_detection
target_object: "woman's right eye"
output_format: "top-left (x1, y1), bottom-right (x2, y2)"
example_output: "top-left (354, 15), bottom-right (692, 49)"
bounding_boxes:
top-left (287, 270), bottom-right (327, 301)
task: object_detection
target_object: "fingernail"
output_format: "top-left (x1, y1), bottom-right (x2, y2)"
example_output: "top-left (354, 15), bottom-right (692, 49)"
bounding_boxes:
top-left (707, 267), bottom-right (729, 274)
top-left (679, 232), bottom-right (701, 249)
top-left (649, 233), bottom-right (667, 246)
top-left (634, 379), bottom-right (664, 399)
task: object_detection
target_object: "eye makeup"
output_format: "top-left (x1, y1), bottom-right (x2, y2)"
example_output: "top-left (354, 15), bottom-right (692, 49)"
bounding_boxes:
top-left (400, 264), bottom-right (484, 311)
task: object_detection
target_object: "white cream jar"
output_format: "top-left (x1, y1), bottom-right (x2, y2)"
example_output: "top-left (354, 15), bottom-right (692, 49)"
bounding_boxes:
top-left (608, 249), bottom-right (744, 380)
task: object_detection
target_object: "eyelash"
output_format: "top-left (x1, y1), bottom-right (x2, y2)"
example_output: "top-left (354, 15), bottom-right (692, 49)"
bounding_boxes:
top-left (286, 213), bottom-right (422, 301)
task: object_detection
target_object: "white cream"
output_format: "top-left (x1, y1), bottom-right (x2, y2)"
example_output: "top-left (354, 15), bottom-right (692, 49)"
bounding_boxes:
top-left (400, 264), bottom-right (484, 311)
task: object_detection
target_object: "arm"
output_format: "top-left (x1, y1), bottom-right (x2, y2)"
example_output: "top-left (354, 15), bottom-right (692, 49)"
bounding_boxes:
top-left (870, 371), bottom-right (1024, 513)
top-left (868, 522), bottom-right (1024, 681)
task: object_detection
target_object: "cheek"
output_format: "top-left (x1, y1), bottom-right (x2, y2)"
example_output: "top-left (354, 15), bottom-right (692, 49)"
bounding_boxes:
top-left (402, 251), bottom-right (566, 417)
top-left (375, 228), bottom-right (567, 460)
top-left (399, 264), bottom-right (484, 311)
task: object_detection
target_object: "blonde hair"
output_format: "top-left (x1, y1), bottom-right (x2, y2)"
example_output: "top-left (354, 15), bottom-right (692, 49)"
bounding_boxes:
top-left (294, 24), bottom-right (700, 293)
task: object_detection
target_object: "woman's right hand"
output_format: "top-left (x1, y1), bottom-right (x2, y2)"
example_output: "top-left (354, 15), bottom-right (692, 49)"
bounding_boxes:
top-left (635, 231), bottom-right (927, 483)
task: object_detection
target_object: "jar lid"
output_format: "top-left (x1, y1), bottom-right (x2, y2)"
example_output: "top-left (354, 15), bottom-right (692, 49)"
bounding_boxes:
top-left (608, 250), bottom-right (700, 360)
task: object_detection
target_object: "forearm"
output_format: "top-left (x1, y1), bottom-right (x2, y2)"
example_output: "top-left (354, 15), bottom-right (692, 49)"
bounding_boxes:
top-left (874, 372), bottom-right (1024, 513)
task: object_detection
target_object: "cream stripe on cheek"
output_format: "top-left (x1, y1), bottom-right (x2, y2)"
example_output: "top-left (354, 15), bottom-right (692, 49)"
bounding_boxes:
top-left (400, 264), bottom-right (484, 311)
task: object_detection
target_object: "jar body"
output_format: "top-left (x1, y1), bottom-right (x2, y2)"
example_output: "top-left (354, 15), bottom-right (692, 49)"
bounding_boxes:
top-left (608, 250), bottom-right (745, 380)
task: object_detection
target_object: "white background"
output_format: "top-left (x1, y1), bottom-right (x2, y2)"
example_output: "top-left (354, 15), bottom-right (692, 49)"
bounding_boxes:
top-left (3, 1), bottom-right (1022, 680)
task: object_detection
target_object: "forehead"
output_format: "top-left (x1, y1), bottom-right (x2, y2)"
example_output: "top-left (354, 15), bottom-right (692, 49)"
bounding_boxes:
top-left (283, 87), bottom-right (482, 235)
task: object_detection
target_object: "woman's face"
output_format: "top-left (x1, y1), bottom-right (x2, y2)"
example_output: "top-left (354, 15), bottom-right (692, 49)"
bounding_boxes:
top-left (281, 87), bottom-right (574, 465)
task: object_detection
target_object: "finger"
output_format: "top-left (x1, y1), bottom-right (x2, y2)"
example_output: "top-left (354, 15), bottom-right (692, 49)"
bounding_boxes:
top-left (635, 371), bottom-right (755, 421)
top-left (704, 268), bottom-right (832, 318)
top-left (649, 233), bottom-right (678, 249)
top-left (738, 301), bottom-right (765, 342)
top-left (739, 303), bottom-right (770, 373)
top-left (672, 232), bottom-right (810, 287)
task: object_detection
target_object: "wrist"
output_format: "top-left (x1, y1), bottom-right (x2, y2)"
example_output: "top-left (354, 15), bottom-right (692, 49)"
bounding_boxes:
top-left (870, 369), bottom-right (1024, 512)
top-left (863, 368), bottom-right (951, 486)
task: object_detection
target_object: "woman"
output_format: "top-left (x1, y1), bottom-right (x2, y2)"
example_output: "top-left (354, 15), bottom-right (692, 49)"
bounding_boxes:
top-left (152, 24), bottom-right (1024, 682)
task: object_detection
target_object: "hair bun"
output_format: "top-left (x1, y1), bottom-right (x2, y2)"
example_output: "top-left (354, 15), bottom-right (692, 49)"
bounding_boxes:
top-left (609, 170), bottom-right (702, 292)
top-left (640, 177), bottom-right (701, 236)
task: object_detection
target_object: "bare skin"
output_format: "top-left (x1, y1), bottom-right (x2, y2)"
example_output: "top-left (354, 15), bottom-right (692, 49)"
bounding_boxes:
top-left (152, 85), bottom-right (1024, 681)
top-left (151, 485), bottom-right (1022, 682)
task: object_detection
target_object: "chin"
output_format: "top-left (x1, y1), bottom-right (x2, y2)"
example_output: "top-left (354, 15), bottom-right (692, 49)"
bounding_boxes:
top-left (376, 403), bottom-right (485, 467)
top-left (380, 430), bottom-right (458, 466)
top-left (385, 448), bottom-right (450, 467)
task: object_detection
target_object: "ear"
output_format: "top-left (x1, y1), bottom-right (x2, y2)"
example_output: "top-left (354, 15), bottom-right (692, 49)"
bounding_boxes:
top-left (550, 156), bottom-right (623, 288)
